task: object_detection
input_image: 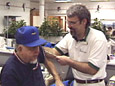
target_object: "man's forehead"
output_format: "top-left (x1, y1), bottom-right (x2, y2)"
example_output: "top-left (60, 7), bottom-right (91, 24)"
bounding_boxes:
top-left (67, 16), bottom-right (79, 21)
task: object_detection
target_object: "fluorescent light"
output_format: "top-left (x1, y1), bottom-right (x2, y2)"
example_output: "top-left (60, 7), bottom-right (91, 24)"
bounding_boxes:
top-left (90, 0), bottom-right (109, 1)
top-left (55, 0), bottom-right (72, 2)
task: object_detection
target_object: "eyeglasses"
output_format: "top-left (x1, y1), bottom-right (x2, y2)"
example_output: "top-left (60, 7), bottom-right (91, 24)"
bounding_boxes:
top-left (67, 20), bottom-right (80, 25)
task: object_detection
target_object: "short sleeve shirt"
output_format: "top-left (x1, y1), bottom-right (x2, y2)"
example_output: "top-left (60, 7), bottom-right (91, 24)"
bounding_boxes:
top-left (55, 28), bottom-right (108, 80)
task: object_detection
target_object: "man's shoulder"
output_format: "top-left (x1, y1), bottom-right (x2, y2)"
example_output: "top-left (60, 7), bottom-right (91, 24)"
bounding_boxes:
top-left (5, 54), bottom-right (16, 64)
top-left (62, 33), bottom-right (74, 42)
top-left (90, 28), bottom-right (104, 35)
top-left (88, 28), bottom-right (107, 40)
top-left (2, 54), bottom-right (19, 71)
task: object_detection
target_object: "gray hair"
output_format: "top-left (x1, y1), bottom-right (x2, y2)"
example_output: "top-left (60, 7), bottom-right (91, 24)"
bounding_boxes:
top-left (66, 4), bottom-right (91, 29)
top-left (15, 44), bottom-right (19, 52)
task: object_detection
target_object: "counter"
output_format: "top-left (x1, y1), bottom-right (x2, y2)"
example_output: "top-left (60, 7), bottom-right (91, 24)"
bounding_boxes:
top-left (105, 59), bottom-right (115, 84)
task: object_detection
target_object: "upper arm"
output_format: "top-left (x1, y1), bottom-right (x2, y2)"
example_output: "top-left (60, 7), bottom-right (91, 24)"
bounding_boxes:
top-left (88, 40), bottom-right (107, 68)
top-left (53, 48), bottom-right (61, 56)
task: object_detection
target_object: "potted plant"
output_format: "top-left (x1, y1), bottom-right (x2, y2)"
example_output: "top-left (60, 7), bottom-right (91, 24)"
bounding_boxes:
top-left (39, 18), bottom-right (64, 43)
top-left (3, 20), bottom-right (26, 38)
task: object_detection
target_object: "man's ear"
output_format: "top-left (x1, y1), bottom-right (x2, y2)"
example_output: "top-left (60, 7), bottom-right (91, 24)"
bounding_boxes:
top-left (17, 45), bottom-right (22, 52)
top-left (82, 19), bottom-right (87, 25)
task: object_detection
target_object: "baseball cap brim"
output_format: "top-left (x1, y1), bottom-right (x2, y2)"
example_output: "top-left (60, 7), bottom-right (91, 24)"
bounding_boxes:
top-left (23, 38), bottom-right (47, 47)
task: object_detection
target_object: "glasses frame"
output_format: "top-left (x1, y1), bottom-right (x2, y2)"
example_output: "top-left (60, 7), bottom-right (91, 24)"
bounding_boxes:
top-left (67, 20), bottom-right (80, 25)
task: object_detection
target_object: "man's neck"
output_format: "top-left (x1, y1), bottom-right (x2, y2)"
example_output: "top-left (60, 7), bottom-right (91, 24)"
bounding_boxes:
top-left (76, 30), bottom-right (86, 41)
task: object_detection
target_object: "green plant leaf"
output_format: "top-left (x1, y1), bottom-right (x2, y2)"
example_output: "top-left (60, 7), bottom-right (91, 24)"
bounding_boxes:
top-left (4, 20), bottom-right (26, 38)
top-left (39, 18), bottom-right (64, 37)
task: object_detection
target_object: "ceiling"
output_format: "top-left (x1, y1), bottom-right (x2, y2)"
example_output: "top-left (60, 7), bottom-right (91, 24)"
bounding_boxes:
top-left (30, 0), bottom-right (115, 3)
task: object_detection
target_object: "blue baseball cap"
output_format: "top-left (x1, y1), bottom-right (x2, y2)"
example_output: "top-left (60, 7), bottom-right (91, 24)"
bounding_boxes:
top-left (15, 26), bottom-right (47, 47)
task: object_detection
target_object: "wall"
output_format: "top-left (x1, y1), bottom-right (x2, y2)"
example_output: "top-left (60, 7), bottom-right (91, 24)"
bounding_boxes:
top-left (1, 0), bottom-right (115, 34)
top-left (30, 1), bottom-right (39, 9)
top-left (87, 2), bottom-right (115, 20)
top-left (45, 1), bottom-right (115, 29)
top-left (0, 0), bottom-right (30, 34)
top-left (45, 2), bottom-right (115, 20)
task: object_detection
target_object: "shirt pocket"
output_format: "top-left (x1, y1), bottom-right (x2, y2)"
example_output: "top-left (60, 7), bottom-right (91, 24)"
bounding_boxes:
top-left (79, 45), bottom-right (89, 61)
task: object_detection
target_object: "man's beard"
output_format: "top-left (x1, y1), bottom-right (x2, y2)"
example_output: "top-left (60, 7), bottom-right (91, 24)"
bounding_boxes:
top-left (70, 28), bottom-right (78, 40)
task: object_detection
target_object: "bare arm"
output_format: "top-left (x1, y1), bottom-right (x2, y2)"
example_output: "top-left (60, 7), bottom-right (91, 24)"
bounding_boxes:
top-left (56, 56), bottom-right (98, 75)
top-left (44, 57), bottom-right (64, 86)
top-left (43, 47), bottom-right (97, 75)
top-left (43, 47), bottom-right (61, 59)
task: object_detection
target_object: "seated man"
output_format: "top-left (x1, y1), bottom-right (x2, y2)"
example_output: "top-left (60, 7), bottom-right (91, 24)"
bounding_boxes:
top-left (1, 26), bottom-right (64, 86)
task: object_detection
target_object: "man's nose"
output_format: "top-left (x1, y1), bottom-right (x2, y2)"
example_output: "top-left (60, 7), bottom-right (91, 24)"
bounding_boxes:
top-left (68, 24), bottom-right (72, 29)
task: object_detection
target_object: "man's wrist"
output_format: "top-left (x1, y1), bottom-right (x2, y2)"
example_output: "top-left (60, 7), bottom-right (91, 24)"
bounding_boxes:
top-left (54, 75), bottom-right (62, 81)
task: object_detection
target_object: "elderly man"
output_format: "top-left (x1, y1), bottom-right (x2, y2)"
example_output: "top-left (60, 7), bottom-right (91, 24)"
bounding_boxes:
top-left (1, 26), bottom-right (64, 86)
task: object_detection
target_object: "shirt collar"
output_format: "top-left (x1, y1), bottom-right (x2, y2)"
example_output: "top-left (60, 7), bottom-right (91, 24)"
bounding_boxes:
top-left (79, 27), bottom-right (90, 42)
top-left (14, 52), bottom-right (26, 64)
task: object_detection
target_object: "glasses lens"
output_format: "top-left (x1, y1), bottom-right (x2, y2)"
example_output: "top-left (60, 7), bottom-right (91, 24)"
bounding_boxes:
top-left (67, 20), bottom-right (79, 25)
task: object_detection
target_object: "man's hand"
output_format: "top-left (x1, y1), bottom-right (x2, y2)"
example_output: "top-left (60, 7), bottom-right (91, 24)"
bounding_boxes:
top-left (56, 56), bottom-right (98, 75)
top-left (55, 79), bottom-right (64, 86)
top-left (56, 56), bottom-right (70, 65)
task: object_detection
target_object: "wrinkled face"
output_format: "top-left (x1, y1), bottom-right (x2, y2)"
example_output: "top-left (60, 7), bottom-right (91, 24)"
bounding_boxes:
top-left (67, 16), bottom-right (87, 40)
top-left (18, 45), bottom-right (40, 63)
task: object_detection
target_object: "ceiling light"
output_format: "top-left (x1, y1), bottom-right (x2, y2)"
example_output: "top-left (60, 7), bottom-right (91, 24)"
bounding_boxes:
top-left (55, 0), bottom-right (72, 2)
top-left (90, 0), bottom-right (109, 2)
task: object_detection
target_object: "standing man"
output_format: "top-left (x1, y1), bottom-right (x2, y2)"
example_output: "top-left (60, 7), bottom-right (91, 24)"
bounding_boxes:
top-left (45, 4), bottom-right (107, 86)
top-left (1, 26), bottom-right (64, 86)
